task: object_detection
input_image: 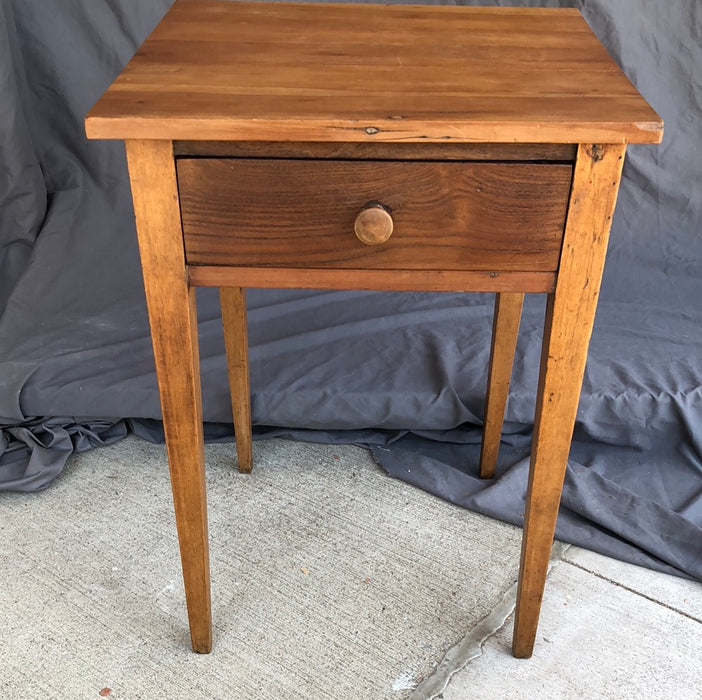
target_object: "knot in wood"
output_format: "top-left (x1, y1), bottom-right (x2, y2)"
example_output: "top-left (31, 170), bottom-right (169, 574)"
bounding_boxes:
top-left (588, 144), bottom-right (605, 162)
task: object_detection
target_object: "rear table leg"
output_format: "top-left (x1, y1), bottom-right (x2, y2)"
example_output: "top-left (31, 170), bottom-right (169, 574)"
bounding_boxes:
top-left (220, 286), bottom-right (253, 473)
top-left (480, 292), bottom-right (524, 479)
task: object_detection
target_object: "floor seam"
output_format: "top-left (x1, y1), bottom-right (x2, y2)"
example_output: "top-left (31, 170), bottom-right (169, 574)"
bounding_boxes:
top-left (563, 559), bottom-right (702, 624)
top-left (409, 541), bottom-right (570, 699)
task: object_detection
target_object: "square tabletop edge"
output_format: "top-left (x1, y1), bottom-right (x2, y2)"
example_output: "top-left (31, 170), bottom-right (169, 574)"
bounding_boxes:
top-left (84, 0), bottom-right (664, 145)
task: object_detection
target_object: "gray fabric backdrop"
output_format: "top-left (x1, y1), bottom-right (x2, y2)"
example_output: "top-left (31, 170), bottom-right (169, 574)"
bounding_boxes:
top-left (1, 0), bottom-right (700, 580)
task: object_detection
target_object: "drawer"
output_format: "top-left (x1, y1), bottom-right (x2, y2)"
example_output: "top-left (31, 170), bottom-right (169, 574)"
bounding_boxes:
top-left (177, 158), bottom-right (572, 272)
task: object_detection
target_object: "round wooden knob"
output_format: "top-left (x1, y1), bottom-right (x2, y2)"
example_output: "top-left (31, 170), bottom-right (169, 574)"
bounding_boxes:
top-left (354, 203), bottom-right (393, 245)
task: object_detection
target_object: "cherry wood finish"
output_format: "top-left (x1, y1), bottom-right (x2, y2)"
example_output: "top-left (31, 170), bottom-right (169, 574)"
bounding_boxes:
top-left (187, 266), bottom-right (557, 294)
top-left (513, 143), bottom-right (627, 657)
top-left (173, 141), bottom-right (577, 161)
top-left (479, 292), bottom-right (524, 479)
top-left (219, 287), bottom-right (253, 474)
top-left (86, 0), bottom-right (662, 661)
top-left (354, 204), bottom-right (394, 246)
top-left (85, 1), bottom-right (661, 144)
top-left (178, 158), bottom-right (572, 271)
top-left (124, 139), bottom-right (212, 653)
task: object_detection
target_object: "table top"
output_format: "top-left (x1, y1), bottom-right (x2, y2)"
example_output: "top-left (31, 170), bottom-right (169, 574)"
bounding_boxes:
top-left (85, 0), bottom-right (662, 144)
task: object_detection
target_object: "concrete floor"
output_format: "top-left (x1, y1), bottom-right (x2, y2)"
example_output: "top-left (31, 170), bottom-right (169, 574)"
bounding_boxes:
top-left (1, 436), bottom-right (700, 699)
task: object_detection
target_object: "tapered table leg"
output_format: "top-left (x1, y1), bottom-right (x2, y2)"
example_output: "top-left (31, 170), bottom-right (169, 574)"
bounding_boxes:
top-left (125, 139), bottom-right (212, 653)
top-left (512, 143), bottom-right (626, 658)
top-left (480, 292), bottom-right (524, 479)
top-left (220, 287), bottom-right (253, 473)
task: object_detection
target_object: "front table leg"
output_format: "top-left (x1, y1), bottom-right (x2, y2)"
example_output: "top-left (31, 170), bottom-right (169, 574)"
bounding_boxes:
top-left (512, 143), bottom-right (626, 658)
top-left (125, 139), bottom-right (212, 653)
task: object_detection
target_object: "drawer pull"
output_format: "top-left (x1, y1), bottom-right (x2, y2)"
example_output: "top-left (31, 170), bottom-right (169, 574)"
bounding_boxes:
top-left (354, 202), bottom-right (394, 245)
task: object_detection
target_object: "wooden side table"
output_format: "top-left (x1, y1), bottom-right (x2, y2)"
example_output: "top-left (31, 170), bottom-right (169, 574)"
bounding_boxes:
top-left (86, 0), bottom-right (662, 658)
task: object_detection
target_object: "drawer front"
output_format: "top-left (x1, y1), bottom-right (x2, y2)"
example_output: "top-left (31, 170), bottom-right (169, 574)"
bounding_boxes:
top-left (177, 158), bottom-right (572, 272)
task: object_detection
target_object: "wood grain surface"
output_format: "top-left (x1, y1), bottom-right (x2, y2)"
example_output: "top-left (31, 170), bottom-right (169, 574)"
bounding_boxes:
top-left (173, 141), bottom-right (578, 161)
top-left (178, 158), bottom-right (573, 271)
top-left (219, 287), bottom-right (253, 474)
top-left (512, 142), bottom-right (628, 658)
top-left (187, 266), bottom-right (556, 294)
top-left (124, 139), bottom-right (212, 653)
top-left (85, 1), bottom-right (662, 143)
top-left (479, 292), bottom-right (524, 479)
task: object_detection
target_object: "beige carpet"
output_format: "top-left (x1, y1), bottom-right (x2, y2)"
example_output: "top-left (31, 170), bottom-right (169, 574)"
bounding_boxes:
top-left (0, 436), bottom-right (523, 699)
